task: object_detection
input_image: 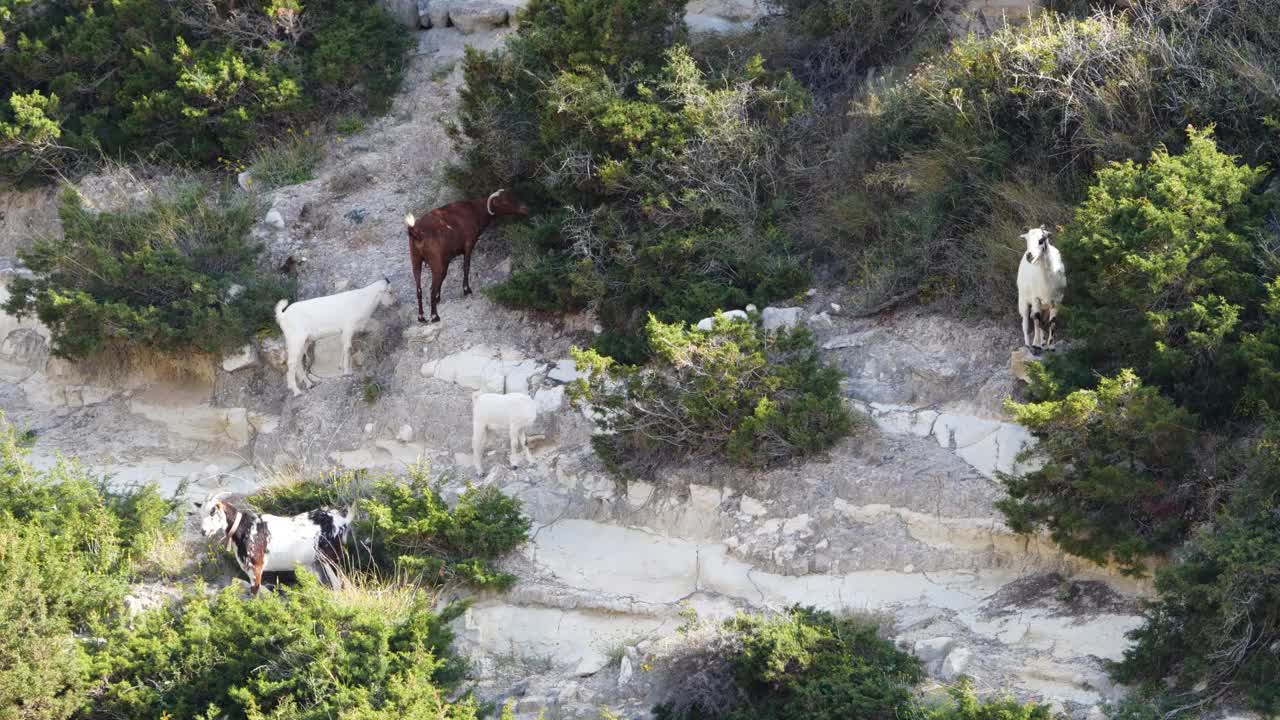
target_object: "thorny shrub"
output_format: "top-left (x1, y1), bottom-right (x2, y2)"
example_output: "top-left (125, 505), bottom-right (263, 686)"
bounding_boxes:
top-left (3, 184), bottom-right (294, 360)
top-left (569, 315), bottom-right (852, 478)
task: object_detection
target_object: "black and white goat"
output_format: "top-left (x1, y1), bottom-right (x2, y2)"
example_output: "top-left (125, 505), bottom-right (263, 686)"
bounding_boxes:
top-left (197, 493), bottom-right (355, 596)
top-left (1016, 226), bottom-right (1067, 353)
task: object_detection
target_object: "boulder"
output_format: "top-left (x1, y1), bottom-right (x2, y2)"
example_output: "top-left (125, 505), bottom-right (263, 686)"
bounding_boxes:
top-left (617, 656), bottom-right (634, 686)
top-left (547, 358), bottom-right (580, 384)
top-left (574, 650), bottom-right (610, 677)
top-left (912, 637), bottom-right (955, 667)
top-left (222, 344), bottom-right (257, 372)
top-left (534, 385), bottom-right (565, 414)
top-left (939, 647), bottom-right (972, 681)
top-left (448, 1), bottom-right (509, 33)
top-left (1010, 347), bottom-right (1034, 383)
top-left (738, 495), bottom-right (767, 517)
top-left (396, 424), bottom-right (414, 443)
top-left (761, 306), bottom-right (802, 331)
top-left (259, 337), bottom-right (287, 369)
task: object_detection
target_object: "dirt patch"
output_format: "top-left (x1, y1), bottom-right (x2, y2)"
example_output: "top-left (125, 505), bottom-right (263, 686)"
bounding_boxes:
top-left (981, 572), bottom-right (1141, 620)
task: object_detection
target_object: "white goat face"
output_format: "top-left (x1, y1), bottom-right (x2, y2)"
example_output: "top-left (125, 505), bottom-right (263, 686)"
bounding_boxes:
top-left (199, 499), bottom-right (228, 537)
top-left (1023, 227), bottom-right (1050, 262)
top-left (379, 280), bottom-right (397, 308)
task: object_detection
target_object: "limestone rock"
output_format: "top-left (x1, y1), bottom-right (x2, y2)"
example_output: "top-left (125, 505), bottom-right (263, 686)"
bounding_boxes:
top-left (808, 312), bottom-right (834, 330)
top-left (237, 171), bottom-right (253, 191)
top-left (1011, 347), bottom-right (1035, 383)
top-left (685, 0), bottom-right (760, 20)
top-left (249, 413), bottom-right (280, 435)
top-left (534, 385), bottom-right (565, 414)
top-left (912, 637), bottom-right (955, 666)
top-left (761, 306), bottom-right (802, 332)
top-left (449, 1), bottom-right (508, 32)
top-left (574, 650), bottom-right (609, 676)
top-left (939, 647), bottom-right (972, 681)
top-left (1085, 707), bottom-right (1107, 720)
top-left (617, 656), bottom-right (634, 686)
top-left (223, 408), bottom-right (252, 447)
top-left (427, 0), bottom-right (450, 26)
top-left (547, 359), bottom-right (579, 384)
top-left (265, 209), bottom-right (285, 229)
top-left (739, 495), bottom-right (767, 517)
top-left (829, 302), bottom-right (842, 315)
top-left (259, 337), bottom-right (287, 369)
top-left (222, 344), bottom-right (257, 372)
top-left (396, 424), bottom-right (414, 443)
top-left (416, 0), bottom-right (431, 25)
top-left (696, 308), bottom-right (750, 332)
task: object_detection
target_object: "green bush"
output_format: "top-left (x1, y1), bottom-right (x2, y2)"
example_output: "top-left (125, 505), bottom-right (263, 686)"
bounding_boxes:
top-left (1059, 126), bottom-right (1279, 420)
top-left (570, 315), bottom-right (852, 478)
top-left (3, 185), bottom-right (294, 360)
top-left (251, 466), bottom-right (532, 591)
top-left (451, 0), bottom-right (815, 352)
top-left (653, 607), bottom-right (1050, 720)
top-left (998, 370), bottom-right (1201, 575)
top-left (90, 574), bottom-right (476, 720)
top-left (1108, 429), bottom-right (1280, 716)
top-left (0, 417), bottom-right (176, 720)
top-left (0, 0), bottom-right (409, 183)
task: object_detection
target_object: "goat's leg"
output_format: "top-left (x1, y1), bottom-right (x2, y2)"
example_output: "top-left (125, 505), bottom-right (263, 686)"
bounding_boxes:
top-left (472, 420), bottom-right (486, 475)
top-left (462, 249), bottom-right (473, 297)
top-left (286, 337), bottom-right (305, 396)
top-left (1031, 303), bottom-right (1045, 354)
top-left (1020, 303), bottom-right (1034, 349)
top-left (430, 264), bottom-right (446, 323)
top-left (340, 330), bottom-right (353, 376)
top-left (251, 556), bottom-right (264, 596)
top-left (413, 256), bottom-right (427, 323)
top-left (509, 424), bottom-right (522, 469)
top-left (521, 428), bottom-right (534, 466)
top-left (1045, 305), bottom-right (1058, 347)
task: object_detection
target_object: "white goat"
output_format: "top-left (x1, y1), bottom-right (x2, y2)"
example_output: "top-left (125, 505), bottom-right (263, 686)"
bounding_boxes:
top-left (1016, 227), bottom-right (1067, 353)
top-left (275, 278), bottom-right (396, 396)
top-left (472, 391), bottom-right (538, 474)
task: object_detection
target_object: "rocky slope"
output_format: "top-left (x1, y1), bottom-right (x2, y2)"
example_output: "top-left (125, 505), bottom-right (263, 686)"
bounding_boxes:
top-left (0, 20), bottom-right (1195, 720)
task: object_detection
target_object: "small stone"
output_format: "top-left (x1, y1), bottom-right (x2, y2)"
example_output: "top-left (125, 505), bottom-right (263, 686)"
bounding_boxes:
top-left (939, 647), bottom-right (972, 681)
top-left (225, 283), bottom-right (246, 301)
top-left (496, 257), bottom-right (512, 275)
top-left (334, 279), bottom-right (351, 292)
top-left (592, 323), bottom-right (603, 334)
top-left (829, 302), bottom-right (842, 315)
top-left (618, 656), bottom-right (634, 686)
top-left (805, 288), bottom-right (818, 297)
top-left (237, 171), bottom-right (253, 191)
top-left (396, 424), bottom-right (413, 443)
top-left (364, 423), bottom-right (375, 434)
top-left (265, 209), bottom-right (285, 229)
top-left (745, 303), bottom-right (758, 313)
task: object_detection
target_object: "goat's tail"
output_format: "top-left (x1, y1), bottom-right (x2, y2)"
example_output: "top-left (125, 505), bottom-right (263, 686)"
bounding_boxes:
top-left (274, 299), bottom-right (289, 320)
top-left (404, 213), bottom-right (416, 228)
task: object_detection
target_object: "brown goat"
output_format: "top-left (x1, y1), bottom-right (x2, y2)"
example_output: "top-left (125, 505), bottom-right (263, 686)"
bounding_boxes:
top-left (405, 189), bottom-right (529, 323)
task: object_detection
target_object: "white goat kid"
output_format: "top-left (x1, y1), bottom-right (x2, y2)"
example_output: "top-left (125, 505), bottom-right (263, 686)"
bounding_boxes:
top-left (275, 278), bottom-right (396, 396)
top-left (1016, 226), bottom-right (1067, 353)
top-left (472, 391), bottom-right (538, 474)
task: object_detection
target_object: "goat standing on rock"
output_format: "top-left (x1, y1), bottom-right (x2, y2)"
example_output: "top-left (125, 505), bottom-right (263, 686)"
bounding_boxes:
top-left (198, 493), bottom-right (355, 596)
top-left (275, 278), bottom-right (396, 396)
top-left (406, 189), bottom-right (529, 323)
top-left (1016, 226), bottom-right (1067, 354)
top-left (472, 391), bottom-right (538, 475)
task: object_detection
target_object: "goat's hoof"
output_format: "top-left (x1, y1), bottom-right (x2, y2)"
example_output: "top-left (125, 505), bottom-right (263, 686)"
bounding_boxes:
top-left (1030, 345), bottom-right (1043, 356)
top-left (431, 316), bottom-right (441, 323)
top-left (417, 316), bottom-right (428, 324)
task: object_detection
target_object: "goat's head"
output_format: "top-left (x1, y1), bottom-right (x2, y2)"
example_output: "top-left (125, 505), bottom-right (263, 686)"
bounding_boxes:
top-left (197, 492), bottom-right (233, 537)
top-left (487, 189), bottom-right (530, 218)
top-left (378, 276), bottom-right (397, 307)
top-left (1022, 226), bottom-right (1051, 263)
